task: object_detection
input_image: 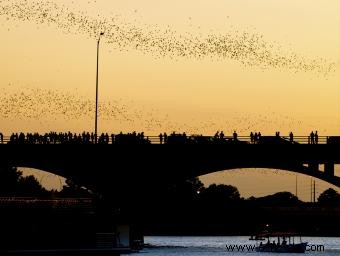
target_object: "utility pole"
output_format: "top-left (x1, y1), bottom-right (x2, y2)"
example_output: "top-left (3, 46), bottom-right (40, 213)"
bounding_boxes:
top-left (313, 180), bottom-right (316, 203)
top-left (95, 32), bottom-right (104, 144)
top-left (310, 178), bottom-right (313, 203)
top-left (295, 175), bottom-right (298, 198)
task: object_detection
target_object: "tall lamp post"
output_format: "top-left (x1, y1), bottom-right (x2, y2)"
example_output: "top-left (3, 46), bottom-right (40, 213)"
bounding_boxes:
top-left (95, 32), bottom-right (104, 144)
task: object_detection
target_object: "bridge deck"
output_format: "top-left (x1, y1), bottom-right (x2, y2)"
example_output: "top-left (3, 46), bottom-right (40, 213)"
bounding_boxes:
top-left (0, 144), bottom-right (339, 189)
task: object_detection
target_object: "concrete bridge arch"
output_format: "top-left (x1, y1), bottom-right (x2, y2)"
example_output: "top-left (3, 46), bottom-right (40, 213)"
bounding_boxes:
top-left (0, 144), bottom-right (339, 193)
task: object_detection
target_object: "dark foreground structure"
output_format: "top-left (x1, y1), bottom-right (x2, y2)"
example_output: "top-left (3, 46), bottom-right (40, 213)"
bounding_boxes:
top-left (0, 198), bottom-right (134, 255)
top-left (0, 141), bottom-right (339, 251)
top-left (1, 142), bottom-right (339, 188)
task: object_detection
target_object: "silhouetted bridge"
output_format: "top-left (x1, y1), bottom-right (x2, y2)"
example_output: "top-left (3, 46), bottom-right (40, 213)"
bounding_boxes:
top-left (0, 138), bottom-right (339, 195)
top-left (1, 134), bottom-right (339, 145)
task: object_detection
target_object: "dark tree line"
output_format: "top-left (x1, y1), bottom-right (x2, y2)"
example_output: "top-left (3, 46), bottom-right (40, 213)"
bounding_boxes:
top-left (0, 166), bottom-right (48, 197)
top-left (0, 166), bottom-right (93, 198)
top-left (0, 166), bottom-right (339, 206)
top-left (0, 166), bottom-right (340, 236)
top-left (317, 188), bottom-right (340, 206)
top-left (152, 177), bottom-right (340, 207)
top-left (139, 177), bottom-right (340, 236)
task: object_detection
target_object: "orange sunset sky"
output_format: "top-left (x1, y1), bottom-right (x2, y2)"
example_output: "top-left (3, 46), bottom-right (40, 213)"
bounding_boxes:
top-left (1, 0), bottom-right (339, 201)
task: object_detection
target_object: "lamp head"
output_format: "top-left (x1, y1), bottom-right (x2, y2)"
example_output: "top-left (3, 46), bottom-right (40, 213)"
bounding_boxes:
top-left (98, 32), bottom-right (104, 42)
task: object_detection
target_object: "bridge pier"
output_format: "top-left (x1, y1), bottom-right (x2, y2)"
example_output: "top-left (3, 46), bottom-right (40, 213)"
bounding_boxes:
top-left (324, 162), bottom-right (334, 177)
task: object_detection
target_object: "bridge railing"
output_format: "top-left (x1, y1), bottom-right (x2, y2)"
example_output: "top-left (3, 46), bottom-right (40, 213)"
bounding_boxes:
top-left (0, 134), bottom-right (337, 144)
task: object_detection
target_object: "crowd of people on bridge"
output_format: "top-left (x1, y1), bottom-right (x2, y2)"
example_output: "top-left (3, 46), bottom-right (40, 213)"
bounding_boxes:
top-left (309, 131), bottom-right (319, 144)
top-left (159, 131), bottom-right (252, 144)
top-left (7, 132), bottom-right (97, 144)
top-left (159, 131), bottom-right (245, 144)
top-left (250, 132), bottom-right (262, 144)
top-left (4, 131), bottom-right (152, 145)
top-left (212, 131), bottom-right (240, 142)
top-left (0, 130), bottom-right (330, 145)
top-left (159, 132), bottom-right (188, 144)
top-left (114, 132), bottom-right (151, 144)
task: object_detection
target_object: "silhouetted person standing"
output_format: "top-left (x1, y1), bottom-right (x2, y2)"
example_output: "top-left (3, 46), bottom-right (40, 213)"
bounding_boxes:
top-left (310, 131), bottom-right (315, 144)
top-left (19, 132), bottom-right (25, 143)
top-left (233, 131), bottom-right (238, 141)
top-left (258, 132), bottom-right (262, 142)
top-left (159, 133), bottom-right (163, 144)
top-left (0, 132), bottom-right (3, 144)
top-left (315, 131), bottom-right (318, 144)
top-left (250, 132), bottom-right (254, 144)
top-left (163, 132), bottom-right (168, 144)
top-left (254, 132), bottom-right (258, 144)
top-left (289, 132), bottom-right (293, 143)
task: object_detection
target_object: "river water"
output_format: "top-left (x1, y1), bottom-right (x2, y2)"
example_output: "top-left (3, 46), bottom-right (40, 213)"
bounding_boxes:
top-left (126, 236), bottom-right (340, 256)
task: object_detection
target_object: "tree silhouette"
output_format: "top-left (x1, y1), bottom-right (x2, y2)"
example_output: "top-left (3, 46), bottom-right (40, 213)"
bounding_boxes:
top-left (0, 166), bottom-right (49, 197)
top-left (200, 184), bottom-right (241, 206)
top-left (17, 175), bottom-right (49, 197)
top-left (0, 166), bottom-right (22, 195)
top-left (318, 188), bottom-right (340, 206)
top-left (249, 191), bottom-right (301, 206)
top-left (58, 178), bottom-right (94, 198)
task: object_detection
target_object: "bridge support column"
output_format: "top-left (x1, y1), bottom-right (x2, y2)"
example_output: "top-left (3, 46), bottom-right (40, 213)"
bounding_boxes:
top-left (308, 162), bottom-right (319, 172)
top-left (324, 162), bottom-right (334, 177)
top-left (115, 223), bottom-right (144, 249)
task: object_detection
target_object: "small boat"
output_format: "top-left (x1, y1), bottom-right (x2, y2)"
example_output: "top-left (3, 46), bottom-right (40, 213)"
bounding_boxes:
top-left (252, 232), bottom-right (307, 253)
top-left (249, 235), bottom-right (265, 241)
